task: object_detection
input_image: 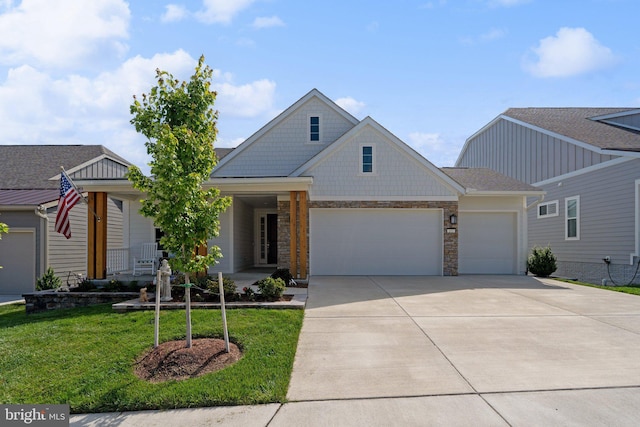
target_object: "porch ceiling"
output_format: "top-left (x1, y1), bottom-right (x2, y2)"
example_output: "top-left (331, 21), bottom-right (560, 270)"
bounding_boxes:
top-left (235, 195), bottom-right (277, 209)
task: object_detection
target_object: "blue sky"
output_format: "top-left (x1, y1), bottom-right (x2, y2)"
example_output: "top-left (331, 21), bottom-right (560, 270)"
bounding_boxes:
top-left (0, 0), bottom-right (637, 174)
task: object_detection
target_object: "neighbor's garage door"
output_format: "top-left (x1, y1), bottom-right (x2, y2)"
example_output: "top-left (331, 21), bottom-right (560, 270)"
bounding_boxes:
top-left (458, 212), bottom-right (516, 274)
top-left (310, 208), bottom-right (442, 275)
top-left (0, 229), bottom-right (36, 294)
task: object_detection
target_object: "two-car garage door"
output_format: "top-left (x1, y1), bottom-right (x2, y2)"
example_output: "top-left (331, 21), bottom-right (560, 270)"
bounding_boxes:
top-left (309, 208), bottom-right (442, 275)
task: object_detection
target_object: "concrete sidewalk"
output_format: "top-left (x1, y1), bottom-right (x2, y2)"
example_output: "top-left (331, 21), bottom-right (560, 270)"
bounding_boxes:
top-left (71, 276), bottom-right (640, 426)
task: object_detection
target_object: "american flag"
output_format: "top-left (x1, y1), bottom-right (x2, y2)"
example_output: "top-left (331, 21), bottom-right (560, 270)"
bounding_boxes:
top-left (55, 171), bottom-right (82, 239)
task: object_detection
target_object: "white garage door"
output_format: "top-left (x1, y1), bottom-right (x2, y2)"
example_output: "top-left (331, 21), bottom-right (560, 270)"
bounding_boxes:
top-left (0, 229), bottom-right (36, 294)
top-left (310, 208), bottom-right (442, 275)
top-left (458, 212), bottom-right (516, 274)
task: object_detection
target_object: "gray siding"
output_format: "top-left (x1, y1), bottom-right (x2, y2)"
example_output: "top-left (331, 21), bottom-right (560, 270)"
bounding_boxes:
top-left (213, 98), bottom-right (355, 177)
top-left (107, 197), bottom-right (124, 250)
top-left (604, 113), bottom-right (640, 130)
top-left (47, 203), bottom-right (88, 282)
top-left (233, 198), bottom-right (254, 271)
top-left (529, 158), bottom-right (639, 267)
top-left (71, 158), bottom-right (129, 179)
top-left (458, 118), bottom-right (614, 184)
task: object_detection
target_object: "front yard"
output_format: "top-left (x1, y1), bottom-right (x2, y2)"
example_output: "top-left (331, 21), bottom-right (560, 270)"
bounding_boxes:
top-left (0, 303), bottom-right (303, 413)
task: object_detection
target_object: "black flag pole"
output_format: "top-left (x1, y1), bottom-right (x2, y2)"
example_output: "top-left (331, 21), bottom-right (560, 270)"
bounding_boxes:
top-left (60, 166), bottom-right (101, 222)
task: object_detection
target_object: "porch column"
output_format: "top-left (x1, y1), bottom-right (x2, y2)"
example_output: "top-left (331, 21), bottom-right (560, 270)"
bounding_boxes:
top-left (288, 191), bottom-right (308, 280)
top-left (87, 192), bottom-right (108, 279)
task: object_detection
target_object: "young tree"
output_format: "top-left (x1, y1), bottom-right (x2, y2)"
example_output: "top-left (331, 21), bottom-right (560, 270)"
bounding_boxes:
top-left (0, 221), bottom-right (7, 269)
top-left (127, 56), bottom-right (231, 347)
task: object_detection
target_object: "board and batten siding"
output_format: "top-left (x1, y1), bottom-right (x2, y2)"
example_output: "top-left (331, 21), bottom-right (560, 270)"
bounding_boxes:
top-left (70, 158), bottom-right (129, 179)
top-left (529, 158), bottom-right (640, 266)
top-left (457, 118), bottom-right (615, 184)
top-left (47, 202), bottom-right (88, 282)
top-left (213, 98), bottom-right (356, 177)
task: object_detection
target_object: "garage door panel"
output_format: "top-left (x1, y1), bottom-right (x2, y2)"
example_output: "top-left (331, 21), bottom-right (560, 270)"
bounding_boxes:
top-left (459, 212), bottom-right (516, 274)
top-left (0, 230), bottom-right (36, 294)
top-left (310, 209), bottom-right (442, 275)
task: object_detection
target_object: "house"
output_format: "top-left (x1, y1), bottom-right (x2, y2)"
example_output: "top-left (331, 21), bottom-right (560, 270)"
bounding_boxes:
top-left (0, 145), bottom-right (131, 294)
top-left (456, 108), bottom-right (640, 284)
top-left (78, 89), bottom-right (539, 279)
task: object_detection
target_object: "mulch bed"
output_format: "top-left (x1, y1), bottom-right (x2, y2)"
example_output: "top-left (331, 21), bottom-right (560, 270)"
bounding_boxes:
top-left (134, 338), bottom-right (242, 383)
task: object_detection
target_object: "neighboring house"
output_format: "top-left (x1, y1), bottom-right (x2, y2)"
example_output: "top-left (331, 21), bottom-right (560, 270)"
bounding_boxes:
top-left (79, 89), bottom-right (541, 279)
top-left (456, 108), bottom-right (640, 284)
top-left (0, 145), bottom-right (130, 294)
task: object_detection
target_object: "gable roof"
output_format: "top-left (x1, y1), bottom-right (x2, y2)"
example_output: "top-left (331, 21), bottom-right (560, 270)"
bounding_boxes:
top-left (442, 167), bottom-right (542, 194)
top-left (0, 145), bottom-right (130, 190)
top-left (502, 108), bottom-right (640, 152)
top-left (211, 89), bottom-right (359, 177)
top-left (292, 116), bottom-right (466, 194)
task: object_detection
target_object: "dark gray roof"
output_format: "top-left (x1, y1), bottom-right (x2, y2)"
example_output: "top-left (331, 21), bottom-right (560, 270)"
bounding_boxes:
top-left (0, 189), bottom-right (59, 206)
top-left (215, 148), bottom-right (234, 161)
top-left (0, 145), bottom-right (130, 190)
top-left (503, 108), bottom-right (640, 152)
top-left (442, 167), bottom-right (541, 193)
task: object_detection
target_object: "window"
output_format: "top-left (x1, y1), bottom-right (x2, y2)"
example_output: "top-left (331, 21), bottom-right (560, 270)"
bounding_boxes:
top-left (309, 116), bottom-right (320, 142)
top-left (360, 145), bottom-right (374, 174)
top-left (537, 200), bottom-right (558, 218)
top-left (565, 196), bottom-right (580, 240)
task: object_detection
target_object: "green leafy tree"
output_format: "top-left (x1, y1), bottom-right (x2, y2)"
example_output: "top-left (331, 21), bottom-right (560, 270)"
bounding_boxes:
top-left (0, 221), bottom-right (7, 269)
top-left (127, 56), bottom-right (231, 347)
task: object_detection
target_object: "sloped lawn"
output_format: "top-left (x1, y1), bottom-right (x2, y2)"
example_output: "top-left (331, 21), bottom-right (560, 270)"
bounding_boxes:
top-left (0, 303), bottom-right (303, 413)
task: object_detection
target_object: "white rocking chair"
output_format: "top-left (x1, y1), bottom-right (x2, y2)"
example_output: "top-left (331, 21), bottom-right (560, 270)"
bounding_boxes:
top-left (133, 243), bottom-right (158, 275)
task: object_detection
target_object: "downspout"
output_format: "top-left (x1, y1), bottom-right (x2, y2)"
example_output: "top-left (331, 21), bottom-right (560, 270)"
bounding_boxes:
top-left (35, 205), bottom-right (49, 275)
top-left (526, 194), bottom-right (545, 211)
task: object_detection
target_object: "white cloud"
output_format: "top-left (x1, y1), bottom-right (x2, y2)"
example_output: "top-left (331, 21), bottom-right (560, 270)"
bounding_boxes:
top-left (407, 132), bottom-right (462, 166)
top-left (252, 15), bottom-right (284, 29)
top-left (215, 79), bottom-right (277, 118)
top-left (0, 0), bottom-right (130, 68)
top-left (523, 27), bottom-right (617, 78)
top-left (335, 97), bottom-right (366, 117)
top-left (161, 4), bottom-right (188, 23)
top-left (195, 0), bottom-right (254, 24)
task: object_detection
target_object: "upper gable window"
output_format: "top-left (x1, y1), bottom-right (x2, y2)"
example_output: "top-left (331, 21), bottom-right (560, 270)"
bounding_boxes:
top-left (537, 200), bottom-right (558, 218)
top-left (360, 144), bottom-right (375, 174)
top-left (309, 115), bottom-right (320, 142)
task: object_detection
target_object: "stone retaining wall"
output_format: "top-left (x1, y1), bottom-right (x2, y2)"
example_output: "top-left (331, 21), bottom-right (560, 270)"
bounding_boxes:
top-left (23, 292), bottom-right (139, 314)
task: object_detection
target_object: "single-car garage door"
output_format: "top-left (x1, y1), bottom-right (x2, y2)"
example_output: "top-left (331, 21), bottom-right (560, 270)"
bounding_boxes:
top-left (310, 208), bottom-right (442, 275)
top-left (0, 228), bottom-right (36, 294)
top-left (458, 212), bottom-right (516, 274)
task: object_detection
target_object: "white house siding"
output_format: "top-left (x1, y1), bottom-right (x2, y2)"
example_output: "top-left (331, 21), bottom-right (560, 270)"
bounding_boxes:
top-left (208, 207), bottom-right (232, 274)
top-left (213, 98), bottom-right (356, 177)
top-left (48, 202), bottom-right (87, 283)
top-left (457, 118), bottom-right (615, 184)
top-left (529, 158), bottom-right (640, 284)
top-left (458, 196), bottom-right (527, 275)
top-left (233, 198), bottom-right (253, 272)
top-left (107, 197), bottom-right (124, 250)
top-left (307, 126), bottom-right (457, 199)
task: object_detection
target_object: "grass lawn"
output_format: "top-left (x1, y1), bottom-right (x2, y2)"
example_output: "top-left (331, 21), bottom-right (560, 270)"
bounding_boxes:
top-left (0, 303), bottom-right (303, 413)
top-left (555, 278), bottom-right (640, 296)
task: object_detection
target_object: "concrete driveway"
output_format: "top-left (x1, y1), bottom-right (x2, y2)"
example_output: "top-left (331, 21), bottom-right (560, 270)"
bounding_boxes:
top-left (279, 275), bottom-right (640, 426)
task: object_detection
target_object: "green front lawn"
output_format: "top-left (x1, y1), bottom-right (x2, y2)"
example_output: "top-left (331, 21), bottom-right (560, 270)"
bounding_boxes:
top-left (556, 278), bottom-right (640, 296)
top-left (0, 304), bottom-right (303, 413)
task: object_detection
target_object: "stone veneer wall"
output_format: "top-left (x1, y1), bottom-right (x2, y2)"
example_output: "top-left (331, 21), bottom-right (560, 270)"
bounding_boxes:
top-left (23, 292), bottom-right (138, 314)
top-left (278, 200), bottom-right (458, 276)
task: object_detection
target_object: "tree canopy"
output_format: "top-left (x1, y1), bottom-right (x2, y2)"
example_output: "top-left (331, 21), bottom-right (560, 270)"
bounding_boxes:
top-left (127, 56), bottom-right (231, 280)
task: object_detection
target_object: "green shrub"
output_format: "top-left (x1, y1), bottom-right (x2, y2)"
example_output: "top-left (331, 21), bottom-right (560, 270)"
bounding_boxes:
top-left (75, 278), bottom-right (96, 292)
top-left (257, 277), bottom-right (286, 301)
top-left (206, 275), bottom-right (238, 299)
top-left (36, 267), bottom-right (62, 291)
top-left (102, 279), bottom-right (123, 292)
top-left (527, 245), bottom-right (557, 277)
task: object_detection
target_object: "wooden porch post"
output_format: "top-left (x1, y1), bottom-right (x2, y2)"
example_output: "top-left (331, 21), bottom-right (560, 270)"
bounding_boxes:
top-left (290, 191), bottom-right (298, 278)
top-left (299, 191), bottom-right (308, 280)
top-left (87, 192), bottom-right (107, 279)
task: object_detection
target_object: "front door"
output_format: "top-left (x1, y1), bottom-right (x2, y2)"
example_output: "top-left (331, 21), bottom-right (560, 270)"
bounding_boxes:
top-left (258, 212), bottom-right (278, 265)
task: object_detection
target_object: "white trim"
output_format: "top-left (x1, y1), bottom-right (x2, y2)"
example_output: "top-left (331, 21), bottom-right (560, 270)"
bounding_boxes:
top-left (463, 190), bottom-right (545, 197)
top-left (533, 157), bottom-right (634, 187)
top-left (358, 143), bottom-right (376, 175)
top-left (537, 200), bottom-right (559, 218)
top-left (307, 113), bottom-right (322, 143)
top-left (308, 195), bottom-right (460, 202)
top-left (565, 195), bottom-right (580, 241)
